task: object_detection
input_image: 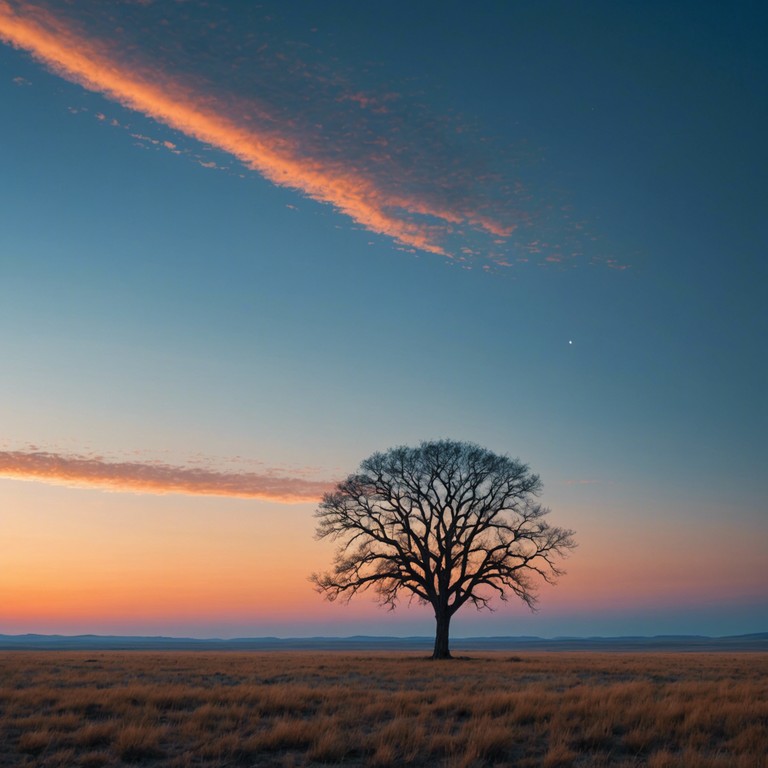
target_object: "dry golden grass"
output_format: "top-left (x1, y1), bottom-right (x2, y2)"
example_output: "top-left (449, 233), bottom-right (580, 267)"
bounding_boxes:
top-left (0, 650), bottom-right (765, 767)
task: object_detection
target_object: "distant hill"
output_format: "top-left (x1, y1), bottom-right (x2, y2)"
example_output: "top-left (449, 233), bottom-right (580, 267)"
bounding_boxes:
top-left (0, 633), bottom-right (766, 651)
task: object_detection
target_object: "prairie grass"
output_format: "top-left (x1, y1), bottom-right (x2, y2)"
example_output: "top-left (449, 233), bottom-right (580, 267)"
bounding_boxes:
top-left (0, 651), bottom-right (765, 766)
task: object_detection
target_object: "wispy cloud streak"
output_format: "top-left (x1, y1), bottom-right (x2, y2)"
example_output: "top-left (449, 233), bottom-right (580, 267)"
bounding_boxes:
top-left (0, 450), bottom-right (332, 503)
top-left (0, 0), bottom-right (523, 258)
top-left (0, 1), bottom-right (629, 268)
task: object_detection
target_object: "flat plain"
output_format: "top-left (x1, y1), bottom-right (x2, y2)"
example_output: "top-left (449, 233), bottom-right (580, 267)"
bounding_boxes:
top-left (0, 651), bottom-right (765, 767)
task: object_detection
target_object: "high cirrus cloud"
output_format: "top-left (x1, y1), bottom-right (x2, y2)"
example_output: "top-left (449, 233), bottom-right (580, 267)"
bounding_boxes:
top-left (0, 0), bottom-right (531, 261)
top-left (0, 450), bottom-right (333, 503)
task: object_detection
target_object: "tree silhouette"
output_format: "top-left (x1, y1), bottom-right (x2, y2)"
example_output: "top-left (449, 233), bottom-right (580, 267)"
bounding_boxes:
top-left (311, 439), bottom-right (576, 659)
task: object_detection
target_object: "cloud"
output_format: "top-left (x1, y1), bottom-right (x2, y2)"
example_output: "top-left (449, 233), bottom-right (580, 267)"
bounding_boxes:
top-left (0, 0), bottom-right (519, 259)
top-left (0, 1), bottom-right (627, 269)
top-left (0, 449), bottom-right (333, 503)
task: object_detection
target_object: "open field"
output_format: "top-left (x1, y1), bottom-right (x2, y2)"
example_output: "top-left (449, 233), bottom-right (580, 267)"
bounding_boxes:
top-left (0, 651), bottom-right (766, 767)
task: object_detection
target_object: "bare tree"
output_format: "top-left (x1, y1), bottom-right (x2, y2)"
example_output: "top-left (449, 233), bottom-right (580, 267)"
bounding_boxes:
top-left (311, 440), bottom-right (576, 659)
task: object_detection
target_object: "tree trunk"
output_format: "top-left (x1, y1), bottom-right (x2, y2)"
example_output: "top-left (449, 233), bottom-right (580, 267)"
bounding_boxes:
top-left (432, 609), bottom-right (452, 659)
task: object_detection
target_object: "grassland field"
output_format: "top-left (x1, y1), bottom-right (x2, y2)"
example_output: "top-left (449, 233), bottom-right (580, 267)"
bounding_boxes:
top-left (0, 650), bottom-right (765, 767)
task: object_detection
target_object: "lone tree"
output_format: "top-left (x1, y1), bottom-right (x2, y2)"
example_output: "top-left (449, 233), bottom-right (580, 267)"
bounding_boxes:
top-left (312, 440), bottom-right (576, 659)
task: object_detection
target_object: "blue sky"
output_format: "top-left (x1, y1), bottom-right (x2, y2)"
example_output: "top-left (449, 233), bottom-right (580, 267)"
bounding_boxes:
top-left (0, 0), bottom-right (765, 638)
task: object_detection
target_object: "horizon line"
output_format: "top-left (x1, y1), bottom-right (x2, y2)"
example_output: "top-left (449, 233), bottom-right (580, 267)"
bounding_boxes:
top-left (3, 631), bottom-right (765, 641)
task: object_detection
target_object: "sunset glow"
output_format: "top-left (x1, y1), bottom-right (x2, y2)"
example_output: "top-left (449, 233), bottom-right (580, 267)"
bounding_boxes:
top-left (1, 0), bottom-right (765, 640)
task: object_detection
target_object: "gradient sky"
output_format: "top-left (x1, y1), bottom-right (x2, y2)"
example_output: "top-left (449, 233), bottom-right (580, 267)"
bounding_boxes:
top-left (1, 0), bottom-right (765, 639)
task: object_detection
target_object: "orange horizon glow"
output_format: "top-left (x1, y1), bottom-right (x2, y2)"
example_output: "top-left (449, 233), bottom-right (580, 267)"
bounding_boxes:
top-left (0, 1), bottom-right (513, 257)
top-left (2, 461), bottom-right (766, 632)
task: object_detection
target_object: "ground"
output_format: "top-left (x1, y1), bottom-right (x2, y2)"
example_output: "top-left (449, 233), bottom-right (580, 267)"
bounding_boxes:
top-left (0, 651), bottom-right (766, 767)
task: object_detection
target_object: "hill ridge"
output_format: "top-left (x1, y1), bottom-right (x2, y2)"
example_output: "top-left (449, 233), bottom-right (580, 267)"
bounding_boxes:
top-left (1, 632), bottom-right (766, 651)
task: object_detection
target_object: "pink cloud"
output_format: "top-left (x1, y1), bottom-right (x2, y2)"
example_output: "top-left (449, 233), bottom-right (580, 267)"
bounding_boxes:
top-left (0, 1), bottom-right (518, 258)
top-left (0, 1), bottom-right (626, 270)
top-left (0, 449), bottom-right (333, 503)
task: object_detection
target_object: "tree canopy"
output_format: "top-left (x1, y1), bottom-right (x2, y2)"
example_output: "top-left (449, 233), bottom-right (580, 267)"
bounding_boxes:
top-left (312, 439), bottom-right (576, 658)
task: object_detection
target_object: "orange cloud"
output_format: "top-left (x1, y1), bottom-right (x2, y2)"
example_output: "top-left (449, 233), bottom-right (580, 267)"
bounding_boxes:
top-left (0, 0), bottom-right (520, 257)
top-left (0, 450), bottom-right (332, 503)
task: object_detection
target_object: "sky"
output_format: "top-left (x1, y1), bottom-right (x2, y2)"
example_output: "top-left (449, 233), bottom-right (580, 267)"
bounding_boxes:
top-left (1, 0), bottom-right (766, 639)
